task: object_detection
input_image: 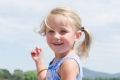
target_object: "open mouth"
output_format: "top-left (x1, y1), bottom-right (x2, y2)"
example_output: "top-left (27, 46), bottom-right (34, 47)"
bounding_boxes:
top-left (53, 43), bottom-right (63, 46)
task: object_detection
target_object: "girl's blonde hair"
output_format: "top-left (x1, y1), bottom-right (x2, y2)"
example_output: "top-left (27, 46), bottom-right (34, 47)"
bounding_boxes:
top-left (39, 6), bottom-right (92, 58)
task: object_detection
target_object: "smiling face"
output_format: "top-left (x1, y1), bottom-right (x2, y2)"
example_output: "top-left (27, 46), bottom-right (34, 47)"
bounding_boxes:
top-left (45, 14), bottom-right (81, 56)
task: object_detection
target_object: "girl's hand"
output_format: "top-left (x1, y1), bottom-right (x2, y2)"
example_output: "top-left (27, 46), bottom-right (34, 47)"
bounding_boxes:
top-left (31, 47), bottom-right (42, 61)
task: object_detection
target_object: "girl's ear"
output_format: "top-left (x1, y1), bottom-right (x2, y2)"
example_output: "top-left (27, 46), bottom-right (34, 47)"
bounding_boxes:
top-left (75, 30), bottom-right (82, 41)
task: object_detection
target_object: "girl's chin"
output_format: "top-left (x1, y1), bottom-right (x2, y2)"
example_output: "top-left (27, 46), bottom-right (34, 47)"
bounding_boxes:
top-left (53, 50), bottom-right (64, 54)
top-left (53, 49), bottom-right (70, 54)
top-left (50, 46), bottom-right (71, 54)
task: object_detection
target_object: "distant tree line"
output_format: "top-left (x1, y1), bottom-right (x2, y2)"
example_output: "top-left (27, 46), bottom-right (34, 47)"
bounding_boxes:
top-left (0, 69), bottom-right (36, 80)
top-left (0, 68), bottom-right (120, 80)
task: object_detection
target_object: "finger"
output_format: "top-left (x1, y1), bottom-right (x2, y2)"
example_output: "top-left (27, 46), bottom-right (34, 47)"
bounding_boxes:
top-left (36, 47), bottom-right (42, 54)
top-left (31, 51), bottom-right (37, 57)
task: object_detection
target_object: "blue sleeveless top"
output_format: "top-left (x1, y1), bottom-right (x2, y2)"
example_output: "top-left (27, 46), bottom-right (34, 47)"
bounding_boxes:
top-left (46, 53), bottom-right (83, 80)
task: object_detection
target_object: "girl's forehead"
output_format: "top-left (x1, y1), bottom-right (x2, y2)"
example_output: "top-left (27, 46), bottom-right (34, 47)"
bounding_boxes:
top-left (47, 14), bottom-right (74, 28)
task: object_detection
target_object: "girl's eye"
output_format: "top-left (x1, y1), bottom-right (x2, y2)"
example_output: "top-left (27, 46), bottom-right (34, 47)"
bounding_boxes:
top-left (48, 30), bottom-right (54, 33)
top-left (60, 30), bottom-right (68, 34)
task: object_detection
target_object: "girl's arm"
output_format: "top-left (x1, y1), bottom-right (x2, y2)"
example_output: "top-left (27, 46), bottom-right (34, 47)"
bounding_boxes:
top-left (59, 59), bottom-right (79, 80)
top-left (31, 48), bottom-right (47, 80)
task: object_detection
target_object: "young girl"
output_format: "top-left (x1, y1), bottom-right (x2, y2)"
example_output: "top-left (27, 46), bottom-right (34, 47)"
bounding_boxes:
top-left (31, 6), bottom-right (92, 80)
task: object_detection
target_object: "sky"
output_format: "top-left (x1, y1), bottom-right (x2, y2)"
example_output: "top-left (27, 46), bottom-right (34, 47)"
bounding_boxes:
top-left (0, 0), bottom-right (120, 74)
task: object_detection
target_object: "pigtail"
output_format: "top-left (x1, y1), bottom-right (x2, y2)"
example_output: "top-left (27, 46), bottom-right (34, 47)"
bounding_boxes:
top-left (77, 27), bottom-right (92, 58)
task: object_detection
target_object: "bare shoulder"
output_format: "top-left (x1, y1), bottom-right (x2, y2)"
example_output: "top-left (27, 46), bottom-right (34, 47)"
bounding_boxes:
top-left (59, 59), bottom-right (79, 80)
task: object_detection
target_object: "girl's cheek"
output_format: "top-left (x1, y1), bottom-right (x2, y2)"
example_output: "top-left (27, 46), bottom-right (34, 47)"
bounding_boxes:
top-left (46, 36), bottom-right (52, 42)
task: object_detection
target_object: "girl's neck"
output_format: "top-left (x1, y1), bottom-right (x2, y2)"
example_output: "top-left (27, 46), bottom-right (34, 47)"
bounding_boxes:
top-left (55, 49), bottom-right (75, 59)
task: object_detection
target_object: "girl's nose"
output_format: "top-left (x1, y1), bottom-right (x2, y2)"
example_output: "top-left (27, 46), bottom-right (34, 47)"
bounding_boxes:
top-left (54, 32), bottom-right (61, 39)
